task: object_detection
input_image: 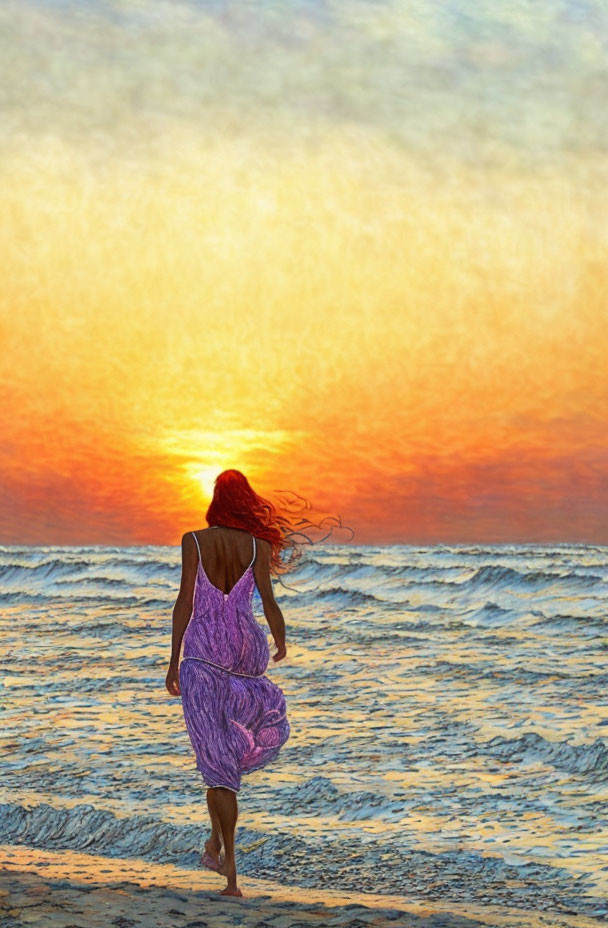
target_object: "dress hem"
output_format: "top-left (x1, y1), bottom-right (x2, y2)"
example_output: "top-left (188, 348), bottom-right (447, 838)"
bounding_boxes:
top-left (205, 782), bottom-right (239, 792)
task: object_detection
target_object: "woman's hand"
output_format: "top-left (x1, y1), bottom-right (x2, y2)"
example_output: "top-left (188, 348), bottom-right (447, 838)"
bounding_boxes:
top-left (272, 641), bottom-right (287, 663)
top-left (165, 661), bottom-right (181, 696)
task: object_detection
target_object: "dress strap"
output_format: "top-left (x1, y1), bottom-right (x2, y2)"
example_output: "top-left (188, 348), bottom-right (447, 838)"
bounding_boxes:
top-left (248, 534), bottom-right (256, 569)
top-left (191, 531), bottom-right (201, 565)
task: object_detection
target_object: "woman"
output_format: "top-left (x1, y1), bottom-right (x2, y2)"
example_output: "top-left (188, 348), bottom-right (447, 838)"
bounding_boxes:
top-left (165, 470), bottom-right (293, 898)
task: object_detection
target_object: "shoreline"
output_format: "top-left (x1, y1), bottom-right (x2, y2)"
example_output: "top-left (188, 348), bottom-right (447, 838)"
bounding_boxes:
top-left (1, 845), bottom-right (601, 928)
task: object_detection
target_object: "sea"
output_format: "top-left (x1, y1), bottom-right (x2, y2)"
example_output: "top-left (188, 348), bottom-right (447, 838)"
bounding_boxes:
top-left (1, 543), bottom-right (607, 923)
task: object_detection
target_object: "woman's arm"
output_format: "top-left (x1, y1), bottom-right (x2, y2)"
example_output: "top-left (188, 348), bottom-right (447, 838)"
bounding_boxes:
top-left (166, 533), bottom-right (196, 693)
top-left (253, 538), bottom-right (287, 662)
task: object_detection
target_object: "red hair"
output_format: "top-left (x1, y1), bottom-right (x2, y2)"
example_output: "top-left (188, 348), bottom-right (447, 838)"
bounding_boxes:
top-left (205, 469), bottom-right (352, 578)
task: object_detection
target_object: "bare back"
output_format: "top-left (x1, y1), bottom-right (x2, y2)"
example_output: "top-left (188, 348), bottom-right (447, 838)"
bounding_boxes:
top-left (194, 526), bottom-right (278, 615)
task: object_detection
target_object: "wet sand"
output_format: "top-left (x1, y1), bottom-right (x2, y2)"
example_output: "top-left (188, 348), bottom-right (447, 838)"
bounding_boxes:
top-left (1, 845), bottom-right (602, 928)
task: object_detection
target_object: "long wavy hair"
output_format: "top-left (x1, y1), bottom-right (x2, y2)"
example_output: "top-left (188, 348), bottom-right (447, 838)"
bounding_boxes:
top-left (205, 469), bottom-right (353, 585)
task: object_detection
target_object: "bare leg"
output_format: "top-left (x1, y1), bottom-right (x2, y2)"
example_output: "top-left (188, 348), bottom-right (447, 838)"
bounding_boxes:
top-left (212, 787), bottom-right (242, 896)
top-left (204, 790), bottom-right (224, 864)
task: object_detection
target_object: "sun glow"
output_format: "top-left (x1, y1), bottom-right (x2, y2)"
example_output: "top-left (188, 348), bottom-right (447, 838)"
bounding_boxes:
top-left (1, 2), bottom-right (606, 544)
top-left (157, 428), bottom-right (313, 508)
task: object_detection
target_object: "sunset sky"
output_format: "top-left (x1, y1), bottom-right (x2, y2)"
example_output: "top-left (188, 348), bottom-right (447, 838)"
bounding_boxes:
top-left (1, 0), bottom-right (606, 545)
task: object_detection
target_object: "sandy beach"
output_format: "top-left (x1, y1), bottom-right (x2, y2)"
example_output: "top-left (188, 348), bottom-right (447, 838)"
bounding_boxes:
top-left (1, 844), bottom-right (604, 928)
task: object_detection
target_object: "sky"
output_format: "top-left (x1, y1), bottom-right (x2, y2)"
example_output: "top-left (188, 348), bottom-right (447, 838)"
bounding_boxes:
top-left (1, 0), bottom-right (607, 545)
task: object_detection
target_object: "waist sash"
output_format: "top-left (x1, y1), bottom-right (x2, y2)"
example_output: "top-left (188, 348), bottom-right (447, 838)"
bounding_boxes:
top-left (181, 655), bottom-right (266, 678)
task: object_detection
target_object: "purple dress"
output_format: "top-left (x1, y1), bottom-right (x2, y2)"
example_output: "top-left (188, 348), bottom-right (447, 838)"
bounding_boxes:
top-left (179, 530), bottom-right (290, 792)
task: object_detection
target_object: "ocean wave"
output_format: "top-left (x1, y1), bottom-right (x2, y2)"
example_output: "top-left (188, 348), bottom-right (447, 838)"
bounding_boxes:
top-left (2, 550), bottom-right (604, 610)
top-left (299, 586), bottom-right (397, 608)
top-left (529, 610), bottom-right (607, 630)
top-left (0, 558), bottom-right (94, 583)
top-left (460, 601), bottom-right (514, 626)
top-left (0, 556), bottom-right (177, 589)
top-left (477, 732), bottom-right (608, 782)
top-left (0, 591), bottom-right (171, 607)
top-left (414, 659), bottom-right (568, 686)
top-left (54, 576), bottom-right (127, 588)
top-left (0, 800), bottom-right (601, 912)
top-left (272, 775), bottom-right (406, 820)
top-left (298, 564), bottom-right (605, 597)
top-left (458, 564), bottom-right (604, 592)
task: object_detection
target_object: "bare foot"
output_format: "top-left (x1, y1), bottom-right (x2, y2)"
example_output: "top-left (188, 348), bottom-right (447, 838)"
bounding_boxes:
top-left (217, 858), bottom-right (242, 896)
top-left (220, 885), bottom-right (243, 897)
top-left (201, 836), bottom-right (224, 871)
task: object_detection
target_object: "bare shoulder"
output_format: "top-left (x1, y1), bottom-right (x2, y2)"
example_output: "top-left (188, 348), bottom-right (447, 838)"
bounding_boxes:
top-left (254, 538), bottom-right (273, 576)
top-left (255, 537), bottom-right (272, 556)
top-left (182, 528), bottom-right (212, 546)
